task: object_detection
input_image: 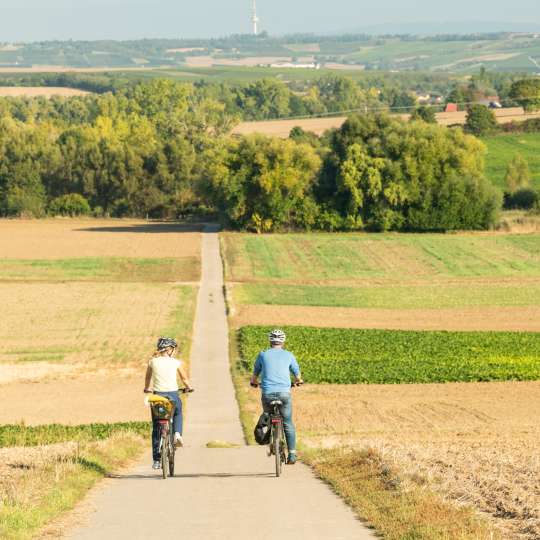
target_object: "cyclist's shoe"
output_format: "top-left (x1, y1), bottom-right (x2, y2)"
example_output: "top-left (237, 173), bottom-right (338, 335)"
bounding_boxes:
top-left (287, 453), bottom-right (297, 465)
top-left (174, 433), bottom-right (184, 447)
top-left (152, 460), bottom-right (161, 470)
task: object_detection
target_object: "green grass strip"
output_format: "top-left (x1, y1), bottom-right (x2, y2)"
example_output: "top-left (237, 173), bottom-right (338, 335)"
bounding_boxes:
top-left (0, 422), bottom-right (150, 448)
top-left (238, 326), bottom-right (540, 384)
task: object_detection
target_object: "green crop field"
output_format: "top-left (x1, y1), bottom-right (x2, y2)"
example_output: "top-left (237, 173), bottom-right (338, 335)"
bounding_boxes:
top-left (223, 233), bottom-right (540, 283)
top-left (0, 257), bottom-right (199, 282)
top-left (482, 133), bottom-right (540, 190)
top-left (236, 281), bottom-right (540, 309)
top-left (238, 326), bottom-right (540, 384)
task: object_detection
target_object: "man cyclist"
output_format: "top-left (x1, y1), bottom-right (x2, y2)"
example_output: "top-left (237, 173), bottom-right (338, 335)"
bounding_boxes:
top-left (250, 329), bottom-right (303, 465)
top-left (144, 337), bottom-right (193, 470)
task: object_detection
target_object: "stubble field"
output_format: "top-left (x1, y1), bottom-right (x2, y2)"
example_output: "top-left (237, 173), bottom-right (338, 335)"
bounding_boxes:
top-left (226, 231), bottom-right (540, 539)
top-left (0, 219), bottom-right (201, 425)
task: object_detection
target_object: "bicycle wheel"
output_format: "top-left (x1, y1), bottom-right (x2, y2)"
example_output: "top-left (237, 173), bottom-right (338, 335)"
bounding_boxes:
top-left (274, 424), bottom-right (282, 477)
top-left (169, 432), bottom-right (175, 477)
top-left (161, 436), bottom-right (169, 479)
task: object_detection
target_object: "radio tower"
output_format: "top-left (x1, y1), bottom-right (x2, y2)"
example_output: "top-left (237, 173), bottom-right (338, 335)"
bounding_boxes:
top-left (251, 0), bottom-right (259, 35)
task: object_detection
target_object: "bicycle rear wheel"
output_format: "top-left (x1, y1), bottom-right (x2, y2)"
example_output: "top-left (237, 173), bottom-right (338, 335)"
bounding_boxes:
top-left (274, 424), bottom-right (282, 477)
top-left (161, 436), bottom-right (169, 479)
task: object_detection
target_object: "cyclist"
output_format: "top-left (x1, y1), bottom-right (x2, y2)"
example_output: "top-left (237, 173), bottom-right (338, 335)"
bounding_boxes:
top-left (144, 337), bottom-right (193, 470)
top-left (250, 329), bottom-right (303, 465)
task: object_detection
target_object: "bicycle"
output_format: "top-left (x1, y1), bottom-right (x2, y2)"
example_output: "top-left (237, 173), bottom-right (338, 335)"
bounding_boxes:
top-left (145, 388), bottom-right (194, 479)
top-left (251, 382), bottom-right (302, 478)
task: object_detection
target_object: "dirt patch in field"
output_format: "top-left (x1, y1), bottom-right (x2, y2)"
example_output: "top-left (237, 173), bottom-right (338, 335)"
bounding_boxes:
top-left (0, 219), bottom-right (201, 259)
top-left (0, 87), bottom-right (90, 97)
top-left (232, 304), bottom-right (540, 331)
top-left (0, 372), bottom-right (148, 425)
top-left (293, 382), bottom-right (540, 540)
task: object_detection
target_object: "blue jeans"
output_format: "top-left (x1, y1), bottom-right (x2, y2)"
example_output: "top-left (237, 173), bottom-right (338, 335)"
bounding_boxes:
top-left (262, 392), bottom-right (296, 453)
top-left (151, 391), bottom-right (183, 461)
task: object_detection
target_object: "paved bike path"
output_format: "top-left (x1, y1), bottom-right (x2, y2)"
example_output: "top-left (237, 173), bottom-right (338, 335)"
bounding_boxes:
top-left (67, 227), bottom-right (374, 540)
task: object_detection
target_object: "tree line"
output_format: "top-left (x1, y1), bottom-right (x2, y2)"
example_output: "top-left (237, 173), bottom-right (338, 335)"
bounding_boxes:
top-left (1, 78), bottom-right (539, 230)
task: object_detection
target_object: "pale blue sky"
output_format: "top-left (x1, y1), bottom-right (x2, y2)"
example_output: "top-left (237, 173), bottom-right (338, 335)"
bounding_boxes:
top-left (2, 0), bottom-right (539, 42)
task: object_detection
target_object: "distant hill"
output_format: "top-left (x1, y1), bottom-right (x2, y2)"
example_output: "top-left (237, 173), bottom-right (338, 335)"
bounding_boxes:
top-left (346, 21), bottom-right (540, 36)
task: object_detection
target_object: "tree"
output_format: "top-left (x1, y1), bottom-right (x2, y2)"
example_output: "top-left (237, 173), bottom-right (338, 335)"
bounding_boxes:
top-left (319, 114), bottom-right (500, 231)
top-left (49, 193), bottom-right (91, 216)
top-left (510, 79), bottom-right (540, 112)
top-left (505, 154), bottom-right (530, 193)
top-left (203, 135), bottom-right (321, 231)
top-left (411, 106), bottom-right (437, 124)
top-left (465, 105), bottom-right (499, 136)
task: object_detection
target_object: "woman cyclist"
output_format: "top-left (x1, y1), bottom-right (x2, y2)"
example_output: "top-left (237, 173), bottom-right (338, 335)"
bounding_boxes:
top-left (144, 337), bottom-right (193, 470)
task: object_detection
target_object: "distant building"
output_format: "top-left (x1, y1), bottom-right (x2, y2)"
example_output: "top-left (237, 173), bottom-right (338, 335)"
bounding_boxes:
top-left (445, 103), bottom-right (458, 113)
top-left (415, 92), bottom-right (431, 104)
top-left (267, 62), bottom-right (321, 69)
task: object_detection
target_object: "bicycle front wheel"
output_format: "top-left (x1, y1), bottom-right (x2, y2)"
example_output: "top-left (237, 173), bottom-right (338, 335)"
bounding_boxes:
top-left (169, 433), bottom-right (175, 477)
top-left (161, 436), bottom-right (169, 479)
top-left (274, 424), bottom-right (282, 477)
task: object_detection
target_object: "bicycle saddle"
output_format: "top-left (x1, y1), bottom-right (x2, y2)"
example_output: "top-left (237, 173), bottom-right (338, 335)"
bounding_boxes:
top-left (270, 400), bottom-right (283, 406)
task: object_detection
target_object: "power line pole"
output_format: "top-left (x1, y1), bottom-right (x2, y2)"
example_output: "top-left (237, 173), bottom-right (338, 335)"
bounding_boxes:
top-left (251, 0), bottom-right (259, 35)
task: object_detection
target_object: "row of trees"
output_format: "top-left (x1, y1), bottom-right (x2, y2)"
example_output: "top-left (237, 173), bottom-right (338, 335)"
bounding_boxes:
top-left (3, 77), bottom-right (538, 230)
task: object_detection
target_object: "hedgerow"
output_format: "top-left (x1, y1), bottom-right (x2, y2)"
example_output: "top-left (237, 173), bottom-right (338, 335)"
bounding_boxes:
top-left (238, 326), bottom-right (540, 384)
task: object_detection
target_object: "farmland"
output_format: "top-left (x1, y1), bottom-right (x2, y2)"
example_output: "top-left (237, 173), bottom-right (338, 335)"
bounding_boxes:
top-left (238, 326), bottom-right (540, 384)
top-left (223, 232), bottom-right (540, 330)
top-left (226, 229), bottom-right (540, 538)
top-left (483, 132), bottom-right (540, 190)
top-left (0, 219), bottom-right (201, 424)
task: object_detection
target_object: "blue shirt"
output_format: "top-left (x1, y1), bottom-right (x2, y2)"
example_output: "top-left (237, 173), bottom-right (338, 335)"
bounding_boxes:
top-left (253, 348), bottom-right (300, 395)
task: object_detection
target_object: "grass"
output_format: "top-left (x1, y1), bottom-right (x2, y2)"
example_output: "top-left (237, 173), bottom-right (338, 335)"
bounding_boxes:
top-left (0, 257), bottom-right (199, 282)
top-left (235, 280), bottom-right (540, 309)
top-left (238, 326), bottom-right (540, 384)
top-left (303, 447), bottom-right (501, 540)
top-left (223, 233), bottom-right (540, 283)
top-left (0, 431), bottom-right (145, 540)
top-left (482, 133), bottom-right (540, 191)
top-left (0, 422), bottom-right (150, 448)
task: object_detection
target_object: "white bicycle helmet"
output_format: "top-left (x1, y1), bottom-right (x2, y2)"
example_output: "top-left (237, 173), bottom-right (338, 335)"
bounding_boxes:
top-left (269, 329), bottom-right (286, 344)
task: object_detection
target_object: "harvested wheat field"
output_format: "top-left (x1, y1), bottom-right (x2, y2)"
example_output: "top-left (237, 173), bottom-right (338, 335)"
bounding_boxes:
top-left (0, 372), bottom-right (148, 425)
top-left (0, 282), bottom-right (196, 372)
top-left (232, 304), bottom-right (540, 331)
top-left (305, 383), bottom-right (540, 539)
top-left (0, 219), bottom-right (201, 260)
top-left (0, 87), bottom-right (90, 97)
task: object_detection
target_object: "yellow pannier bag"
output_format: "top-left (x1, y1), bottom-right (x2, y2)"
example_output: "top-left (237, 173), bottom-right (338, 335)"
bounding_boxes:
top-left (148, 395), bottom-right (175, 419)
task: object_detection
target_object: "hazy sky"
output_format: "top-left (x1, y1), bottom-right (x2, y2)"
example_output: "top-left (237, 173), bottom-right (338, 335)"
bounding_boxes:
top-left (2, 0), bottom-right (540, 42)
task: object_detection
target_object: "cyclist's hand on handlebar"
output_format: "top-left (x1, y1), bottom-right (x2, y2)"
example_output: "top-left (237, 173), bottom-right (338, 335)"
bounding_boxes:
top-left (181, 387), bottom-right (195, 393)
top-left (143, 388), bottom-right (152, 394)
top-left (293, 379), bottom-right (304, 387)
top-left (250, 382), bottom-right (259, 388)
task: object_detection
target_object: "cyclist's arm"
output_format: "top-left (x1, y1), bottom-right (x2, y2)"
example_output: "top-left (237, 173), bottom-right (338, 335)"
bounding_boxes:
top-left (177, 365), bottom-right (193, 391)
top-left (250, 353), bottom-right (263, 386)
top-left (290, 355), bottom-right (303, 384)
top-left (144, 365), bottom-right (152, 392)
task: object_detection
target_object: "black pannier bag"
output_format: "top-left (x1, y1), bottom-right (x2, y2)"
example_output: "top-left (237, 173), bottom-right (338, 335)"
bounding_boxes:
top-left (254, 412), bottom-right (271, 445)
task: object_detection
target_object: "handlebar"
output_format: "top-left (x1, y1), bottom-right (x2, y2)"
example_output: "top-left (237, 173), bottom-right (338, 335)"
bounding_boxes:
top-left (250, 381), bottom-right (304, 388)
top-left (144, 388), bottom-right (195, 394)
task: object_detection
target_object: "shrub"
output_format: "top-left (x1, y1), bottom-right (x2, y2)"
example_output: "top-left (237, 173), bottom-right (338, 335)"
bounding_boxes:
top-left (49, 193), bottom-right (91, 216)
top-left (464, 104), bottom-right (499, 136)
top-left (505, 154), bottom-right (531, 193)
top-left (504, 188), bottom-right (539, 210)
top-left (410, 106), bottom-right (437, 124)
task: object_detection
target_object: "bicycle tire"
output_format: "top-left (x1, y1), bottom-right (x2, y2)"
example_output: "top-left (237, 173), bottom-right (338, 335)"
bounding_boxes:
top-left (274, 424), bottom-right (282, 477)
top-left (161, 436), bottom-right (169, 479)
top-left (169, 432), bottom-right (175, 477)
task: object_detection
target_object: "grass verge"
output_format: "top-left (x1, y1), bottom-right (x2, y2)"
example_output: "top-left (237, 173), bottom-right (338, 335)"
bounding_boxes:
top-left (0, 431), bottom-right (146, 540)
top-left (302, 447), bottom-right (501, 540)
